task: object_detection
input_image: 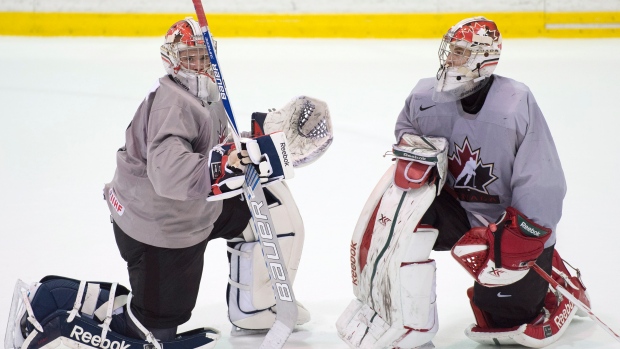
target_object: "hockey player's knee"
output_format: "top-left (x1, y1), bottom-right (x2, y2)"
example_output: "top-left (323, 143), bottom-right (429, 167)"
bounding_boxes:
top-left (226, 181), bottom-right (310, 330)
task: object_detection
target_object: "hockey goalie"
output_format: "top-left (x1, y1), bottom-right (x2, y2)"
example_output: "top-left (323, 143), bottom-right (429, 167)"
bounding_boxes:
top-left (4, 93), bottom-right (333, 349)
top-left (336, 16), bottom-right (591, 349)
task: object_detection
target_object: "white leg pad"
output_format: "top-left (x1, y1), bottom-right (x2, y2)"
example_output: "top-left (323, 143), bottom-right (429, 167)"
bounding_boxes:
top-left (337, 163), bottom-right (441, 348)
top-left (337, 260), bottom-right (438, 349)
top-left (227, 181), bottom-right (310, 330)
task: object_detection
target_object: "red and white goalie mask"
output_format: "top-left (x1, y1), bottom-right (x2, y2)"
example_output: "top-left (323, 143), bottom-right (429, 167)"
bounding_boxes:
top-left (433, 16), bottom-right (502, 103)
top-left (160, 17), bottom-right (221, 102)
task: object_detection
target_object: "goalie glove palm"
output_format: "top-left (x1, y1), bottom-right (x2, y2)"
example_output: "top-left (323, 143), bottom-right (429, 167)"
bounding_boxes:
top-left (451, 207), bottom-right (551, 287)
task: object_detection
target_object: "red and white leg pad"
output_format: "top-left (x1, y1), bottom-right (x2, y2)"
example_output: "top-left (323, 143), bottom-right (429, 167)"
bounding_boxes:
top-left (336, 176), bottom-right (440, 346)
top-left (336, 135), bottom-right (447, 349)
top-left (464, 250), bottom-right (590, 348)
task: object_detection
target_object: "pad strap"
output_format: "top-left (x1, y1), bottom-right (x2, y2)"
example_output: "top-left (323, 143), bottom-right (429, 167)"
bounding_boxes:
top-left (393, 134), bottom-right (448, 193)
top-left (493, 221), bottom-right (506, 268)
top-left (126, 293), bottom-right (162, 349)
top-left (81, 283), bottom-right (101, 317)
top-left (99, 282), bottom-right (117, 341)
top-left (67, 280), bottom-right (87, 322)
top-left (21, 289), bottom-right (43, 333)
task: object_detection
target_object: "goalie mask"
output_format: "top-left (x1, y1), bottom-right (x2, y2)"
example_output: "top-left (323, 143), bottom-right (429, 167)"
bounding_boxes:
top-left (432, 16), bottom-right (502, 103)
top-left (160, 17), bottom-right (221, 102)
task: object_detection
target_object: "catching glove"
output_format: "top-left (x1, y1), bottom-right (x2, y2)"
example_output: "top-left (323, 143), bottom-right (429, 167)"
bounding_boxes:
top-left (451, 207), bottom-right (551, 287)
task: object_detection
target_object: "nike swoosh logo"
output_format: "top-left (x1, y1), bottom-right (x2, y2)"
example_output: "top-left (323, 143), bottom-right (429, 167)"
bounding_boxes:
top-left (497, 292), bottom-right (512, 298)
top-left (419, 105), bottom-right (436, 111)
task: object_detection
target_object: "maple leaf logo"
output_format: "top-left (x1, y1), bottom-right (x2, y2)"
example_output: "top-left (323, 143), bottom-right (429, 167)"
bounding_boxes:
top-left (457, 21), bottom-right (500, 42)
top-left (448, 138), bottom-right (498, 195)
top-left (453, 20), bottom-right (502, 50)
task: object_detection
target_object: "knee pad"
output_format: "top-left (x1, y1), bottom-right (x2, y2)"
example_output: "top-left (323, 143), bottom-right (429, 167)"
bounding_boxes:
top-left (337, 163), bottom-right (442, 348)
top-left (226, 181), bottom-right (310, 331)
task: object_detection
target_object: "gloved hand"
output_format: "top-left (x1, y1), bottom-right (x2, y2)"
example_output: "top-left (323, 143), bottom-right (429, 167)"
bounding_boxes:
top-left (451, 206), bottom-right (552, 287)
top-left (208, 132), bottom-right (294, 200)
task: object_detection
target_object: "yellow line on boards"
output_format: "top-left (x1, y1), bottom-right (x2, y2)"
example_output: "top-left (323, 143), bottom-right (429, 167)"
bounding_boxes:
top-left (1, 12), bottom-right (619, 38)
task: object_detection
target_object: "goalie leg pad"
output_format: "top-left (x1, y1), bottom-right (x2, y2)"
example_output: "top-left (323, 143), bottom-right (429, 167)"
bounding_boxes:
top-left (336, 261), bottom-right (438, 349)
top-left (337, 160), bottom-right (442, 348)
top-left (226, 181), bottom-right (309, 330)
top-left (5, 276), bottom-right (219, 349)
top-left (464, 249), bottom-right (591, 348)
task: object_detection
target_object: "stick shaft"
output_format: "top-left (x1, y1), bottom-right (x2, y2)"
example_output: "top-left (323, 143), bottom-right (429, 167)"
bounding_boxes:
top-left (191, 0), bottom-right (240, 148)
top-left (190, 3), bottom-right (298, 347)
top-left (532, 264), bottom-right (620, 343)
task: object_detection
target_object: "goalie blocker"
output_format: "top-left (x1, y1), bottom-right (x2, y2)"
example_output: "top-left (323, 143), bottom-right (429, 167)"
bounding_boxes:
top-left (336, 134), bottom-right (448, 349)
top-left (208, 131), bottom-right (294, 200)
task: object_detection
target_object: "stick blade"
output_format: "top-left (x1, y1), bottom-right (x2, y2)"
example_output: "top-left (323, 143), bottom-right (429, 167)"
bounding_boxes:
top-left (259, 320), bottom-right (294, 349)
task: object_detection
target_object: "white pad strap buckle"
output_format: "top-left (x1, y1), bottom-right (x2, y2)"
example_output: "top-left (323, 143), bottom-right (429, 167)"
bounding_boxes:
top-left (98, 283), bottom-right (117, 341)
top-left (67, 280), bottom-right (87, 322)
top-left (21, 289), bottom-right (44, 333)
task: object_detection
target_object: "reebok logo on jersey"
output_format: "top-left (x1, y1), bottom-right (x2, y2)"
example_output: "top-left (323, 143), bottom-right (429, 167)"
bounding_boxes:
top-left (70, 325), bottom-right (130, 349)
top-left (419, 105), bottom-right (435, 111)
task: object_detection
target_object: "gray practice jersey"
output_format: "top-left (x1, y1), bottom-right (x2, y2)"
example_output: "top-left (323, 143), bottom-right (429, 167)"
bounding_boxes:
top-left (104, 76), bottom-right (230, 248)
top-left (395, 75), bottom-right (565, 247)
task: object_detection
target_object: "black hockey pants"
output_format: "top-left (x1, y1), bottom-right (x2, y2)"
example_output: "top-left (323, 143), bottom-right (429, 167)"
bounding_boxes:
top-left (112, 195), bottom-right (251, 332)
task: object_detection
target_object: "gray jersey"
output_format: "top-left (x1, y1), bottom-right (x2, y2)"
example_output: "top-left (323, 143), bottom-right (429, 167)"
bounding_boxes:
top-left (104, 76), bottom-right (230, 248)
top-left (395, 75), bottom-right (565, 247)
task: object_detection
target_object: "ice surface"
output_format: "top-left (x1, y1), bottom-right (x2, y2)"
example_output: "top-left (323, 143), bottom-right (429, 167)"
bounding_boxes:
top-left (1, 36), bottom-right (619, 348)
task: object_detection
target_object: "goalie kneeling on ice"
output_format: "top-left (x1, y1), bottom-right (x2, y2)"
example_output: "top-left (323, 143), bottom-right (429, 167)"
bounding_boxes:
top-left (5, 276), bottom-right (219, 349)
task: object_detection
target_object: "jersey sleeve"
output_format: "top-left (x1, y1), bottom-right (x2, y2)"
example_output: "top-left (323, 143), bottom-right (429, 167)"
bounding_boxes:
top-left (510, 91), bottom-right (566, 242)
top-left (146, 104), bottom-right (212, 201)
top-left (394, 88), bottom-right (422, 142)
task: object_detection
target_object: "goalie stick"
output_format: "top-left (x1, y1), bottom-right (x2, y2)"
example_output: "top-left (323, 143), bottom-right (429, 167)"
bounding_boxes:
top-left (531, 264), bottom-right (620, 344)
top-left (190, 1), bottom-right (298, 348)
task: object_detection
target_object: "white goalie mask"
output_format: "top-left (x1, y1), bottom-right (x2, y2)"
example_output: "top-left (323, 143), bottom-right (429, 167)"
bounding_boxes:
top-left (433, 16), bottom-right (502, 103)
top-left (160, 17), bottom-right (221, 102)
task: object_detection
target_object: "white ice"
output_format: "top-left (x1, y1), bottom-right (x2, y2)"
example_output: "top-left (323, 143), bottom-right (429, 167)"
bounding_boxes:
top-left (1, 36), bottom-right (619, 348)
